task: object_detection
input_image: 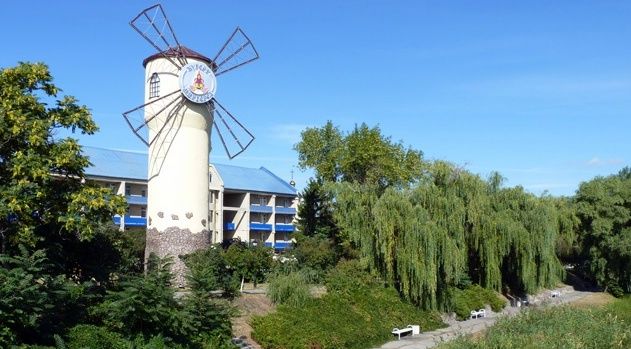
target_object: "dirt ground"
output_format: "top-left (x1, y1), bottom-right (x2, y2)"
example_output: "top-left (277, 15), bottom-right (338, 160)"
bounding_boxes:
top-left (232, 293), bottom-right (275, 349)
top-left (568, 292), bottom-right (615, 308)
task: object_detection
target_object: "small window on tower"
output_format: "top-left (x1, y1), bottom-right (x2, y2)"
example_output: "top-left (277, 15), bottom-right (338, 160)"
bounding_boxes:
top-left (149, 73), bottom-right (160, 98)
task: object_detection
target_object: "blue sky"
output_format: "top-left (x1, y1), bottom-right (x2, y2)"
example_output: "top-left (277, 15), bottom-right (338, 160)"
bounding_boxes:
top-left (2, 1), bottom-right (630, 196)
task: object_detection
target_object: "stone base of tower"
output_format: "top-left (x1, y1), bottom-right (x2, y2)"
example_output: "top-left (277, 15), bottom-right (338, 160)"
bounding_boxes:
top-left (145, 227), bottom-right (211, 287)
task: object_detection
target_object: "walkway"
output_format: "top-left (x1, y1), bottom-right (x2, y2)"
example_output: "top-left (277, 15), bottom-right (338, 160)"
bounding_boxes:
top-left (376, 287), bottom-right (594, 349)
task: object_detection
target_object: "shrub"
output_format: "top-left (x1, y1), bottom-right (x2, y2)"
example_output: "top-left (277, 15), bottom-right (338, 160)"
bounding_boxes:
top-left (449, 285), bottom-right (506, 320)
top-left (65, 325), bottom-right (128, 349)
top-left (267, 272), bottom-right (311, 307)
top-left (293, 234), bottom-right (337, 271)
top-left (223, 243), bottom-right (273, 287)
top-left (182, 245), bottom-right (239, 298)
top-left (252, 261), bottom-right (444, 349)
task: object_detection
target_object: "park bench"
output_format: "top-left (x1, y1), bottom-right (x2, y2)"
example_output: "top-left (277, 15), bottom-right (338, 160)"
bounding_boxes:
top-left (391, 325), bottom-right (420, 340)
top-left (470, 309), bottom-right (486, 319)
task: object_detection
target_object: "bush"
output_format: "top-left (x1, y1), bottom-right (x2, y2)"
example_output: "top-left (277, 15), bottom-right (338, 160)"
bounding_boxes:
top-left (252, 261), bottom-right (444, 349)
top-left (223, 243), bottom-right (273, 287)
top-left (183, 245), bottom-right (240, 298)
top-left (267, 272), bottom-right (311, 307)
top-left (293, 234), bottom-right (337, 272)
top-left (65, 325), bottom-right (128, 349)
top-left (449, 285), bottom-right (506, 320)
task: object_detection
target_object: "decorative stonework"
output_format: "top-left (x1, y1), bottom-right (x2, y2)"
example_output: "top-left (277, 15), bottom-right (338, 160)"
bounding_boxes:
top-left (201, 219), bottom-right (207, 226)
top-left (146, 226), bottom-right (211, 287)
top-left (185, 212), bottom-right (193, 219)
top-left (171, 214), bottom-right (179, 220)
top-left (148, 216), bottom-right (152, 226)
top-left (157, 211), bottom-right (164, 218)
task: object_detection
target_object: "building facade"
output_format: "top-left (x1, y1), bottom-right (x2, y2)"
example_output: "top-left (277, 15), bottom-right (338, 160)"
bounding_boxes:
top-left (83, 147), bottom-right (297, 250)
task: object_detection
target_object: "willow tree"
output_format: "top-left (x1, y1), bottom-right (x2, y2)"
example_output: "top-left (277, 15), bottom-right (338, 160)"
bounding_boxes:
top-left (330, 161), bottom-right (564, 309)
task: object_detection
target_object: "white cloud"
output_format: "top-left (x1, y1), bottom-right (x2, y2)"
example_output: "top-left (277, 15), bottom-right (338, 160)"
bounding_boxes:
top-left (585, 157), bottom-right (624, 167)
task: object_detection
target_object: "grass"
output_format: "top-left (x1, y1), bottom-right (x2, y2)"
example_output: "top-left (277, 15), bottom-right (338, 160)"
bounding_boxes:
top-left (439, 296), bottom-right (631, 349)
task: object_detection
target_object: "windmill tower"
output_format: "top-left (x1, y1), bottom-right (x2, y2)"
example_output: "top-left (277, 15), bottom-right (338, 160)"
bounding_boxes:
top-left (122, 4), bottom-right (259, 285)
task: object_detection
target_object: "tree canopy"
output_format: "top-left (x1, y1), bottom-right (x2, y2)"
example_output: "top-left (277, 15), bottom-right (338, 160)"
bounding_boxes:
top-left (0, 62), bottom-right (126, 251)
top-left (295, 121), bottom-right (423, 190)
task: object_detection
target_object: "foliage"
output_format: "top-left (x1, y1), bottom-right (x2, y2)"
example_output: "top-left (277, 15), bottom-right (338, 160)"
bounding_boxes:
top-left (574, 168), bottom-right (631, 294)
top-left (0, 247), bottom-right (92, 347)
top-left (65, 325), bottom-right (129, 349)
top-left (223, 242), bottom-right (273, 287)
top-left (266, 271), bottom-right (312, 307)
top-left (0, 62), bottom-right (126, 250)
top-left (292, 233), bottom-right (337, 272)
top-left (252, 261), bottom-right (444, 349)
top-left (330, 161), bottom-right (564, 310)
top-left (182, 245), bottom-right (239, 298)
top-left (296, 179), bottom-right (338, 239)
top-left (295, 121), bottom-right (423, 190)
top-left (449, 285), bottom-right (506, 320)
top-left (440, 298), bottom-right (631, 349)
top-left (90, 254), bottom-right (234, 347)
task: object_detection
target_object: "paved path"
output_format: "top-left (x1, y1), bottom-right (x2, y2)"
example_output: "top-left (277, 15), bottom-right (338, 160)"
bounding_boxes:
top-left (376, 287), bottom-right (594, 349)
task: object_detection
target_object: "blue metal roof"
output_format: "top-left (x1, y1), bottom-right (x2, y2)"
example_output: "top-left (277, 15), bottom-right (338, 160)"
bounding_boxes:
top-left (84, 146), bottom-right (147, 180)
top-left (213, 163), bottom-right (297, 196)
top-left (82, 147), bottom-right (296, 196)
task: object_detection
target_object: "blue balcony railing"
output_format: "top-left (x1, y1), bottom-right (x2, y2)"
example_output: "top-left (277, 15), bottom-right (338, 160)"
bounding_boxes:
top-left (275, 207), bottom-right (296, 215)
top-left (275, 224), bottom-right (295, 232)
top-left (224, 222), bottom-right (236, 230)
top-left (126, 195), bottom-right (147, 206)
top-left (264, 241), bottom-right (293, 250)
top-left (113, 215), bottom-right (146, 227)
top-left (250, 223), bottom-right (273, 231)
top-left (250, 205), bottom-right (273, 213)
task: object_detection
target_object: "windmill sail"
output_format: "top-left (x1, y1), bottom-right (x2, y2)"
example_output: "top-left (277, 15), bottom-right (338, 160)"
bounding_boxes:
top-left (213, 27), bottom-right (260, 76)
top-left (122, 90), bottom-right (183, 146)
top-left (130, 4), bottom-right (187, 68)
top-left (207, 99), bottom-right (255, 159)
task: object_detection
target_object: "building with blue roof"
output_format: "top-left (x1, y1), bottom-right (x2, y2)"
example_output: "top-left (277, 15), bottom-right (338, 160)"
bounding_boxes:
top-left (83, 146), bottom-right (297, 250)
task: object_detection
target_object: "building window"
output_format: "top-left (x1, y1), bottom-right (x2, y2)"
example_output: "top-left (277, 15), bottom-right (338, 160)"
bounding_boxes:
top-left (141, 189), bottom-right (146, 197)
top-left (140, 207), bottom-right (146, 218)
top-left (125, 184), bottom-right (131, 195)
top-left (149, 73), bottom-right (160, 98)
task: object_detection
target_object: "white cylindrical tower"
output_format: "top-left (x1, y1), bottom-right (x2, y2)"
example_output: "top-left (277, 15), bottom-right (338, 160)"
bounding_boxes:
top-left (142, 48), bottom-right (215, 286)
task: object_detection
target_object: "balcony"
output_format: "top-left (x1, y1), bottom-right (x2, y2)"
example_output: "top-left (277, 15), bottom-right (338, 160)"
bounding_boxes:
top-left (275, 207), bottom-right (296, 215)
top-left (250, 205), bottom-right (273, 213)
top-left (250, 223), bottom-right (273, 231)
top-left (264, 241), bottom-right (294, 250)
top-left (275, 224), bottom-right (295, 232)
top-left (126, 195), bottom-right (147, 206)
top-left (113, 215), bottom-right (146, 227)
top-left (224, 222), bottom-right (236, 231)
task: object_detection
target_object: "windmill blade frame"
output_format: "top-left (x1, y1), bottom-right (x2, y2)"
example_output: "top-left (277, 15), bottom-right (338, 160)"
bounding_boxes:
top-left (122, 89), bottom-right (183, 146)
top-left (213, 27), bottom-right (260, 76)
top-left (130, 4), bottom-right (188, 68)
top-left (206, 99), bottom-right (255, 159)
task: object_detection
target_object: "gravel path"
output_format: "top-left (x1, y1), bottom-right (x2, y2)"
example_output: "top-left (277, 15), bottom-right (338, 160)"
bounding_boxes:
top-left (375, 286), bottom-right (596, 349)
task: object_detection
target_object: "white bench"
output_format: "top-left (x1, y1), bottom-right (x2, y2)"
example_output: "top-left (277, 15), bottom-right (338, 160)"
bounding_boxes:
top-left (470, 309), bottom-right (486, 319)
top-left (391, 325), bottom-right (420, 340)
top-left (551, 290), bottom-right (561, 298)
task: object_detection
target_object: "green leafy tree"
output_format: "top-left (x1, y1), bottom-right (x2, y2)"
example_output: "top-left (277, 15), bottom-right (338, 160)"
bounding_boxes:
top-left (0, 62), bottom-right (126, 252)
top-left (223, 243), bottom-right (273, 287)
top-left (295, 121), bottom-right (423, 190)
top-left (574, 168), bottom-right (631, 295)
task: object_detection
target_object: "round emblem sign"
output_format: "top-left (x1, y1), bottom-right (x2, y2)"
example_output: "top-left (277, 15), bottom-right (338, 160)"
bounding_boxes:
top-left (178, 62), bottom-right (217, 104)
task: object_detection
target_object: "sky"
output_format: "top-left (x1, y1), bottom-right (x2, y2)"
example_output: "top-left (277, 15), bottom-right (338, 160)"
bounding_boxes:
top-left (1, 1), bottom-right (630, 196)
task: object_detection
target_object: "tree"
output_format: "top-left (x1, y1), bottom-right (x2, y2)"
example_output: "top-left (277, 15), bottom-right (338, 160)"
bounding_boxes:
top-left (0, 62), bottom-right (126, 252)
top-left (574, 170), bottom-right (631, 296)
top-left (295, 121), bottom-right (423, 190)
top-left (296, 179), bottom-right (337, 239)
